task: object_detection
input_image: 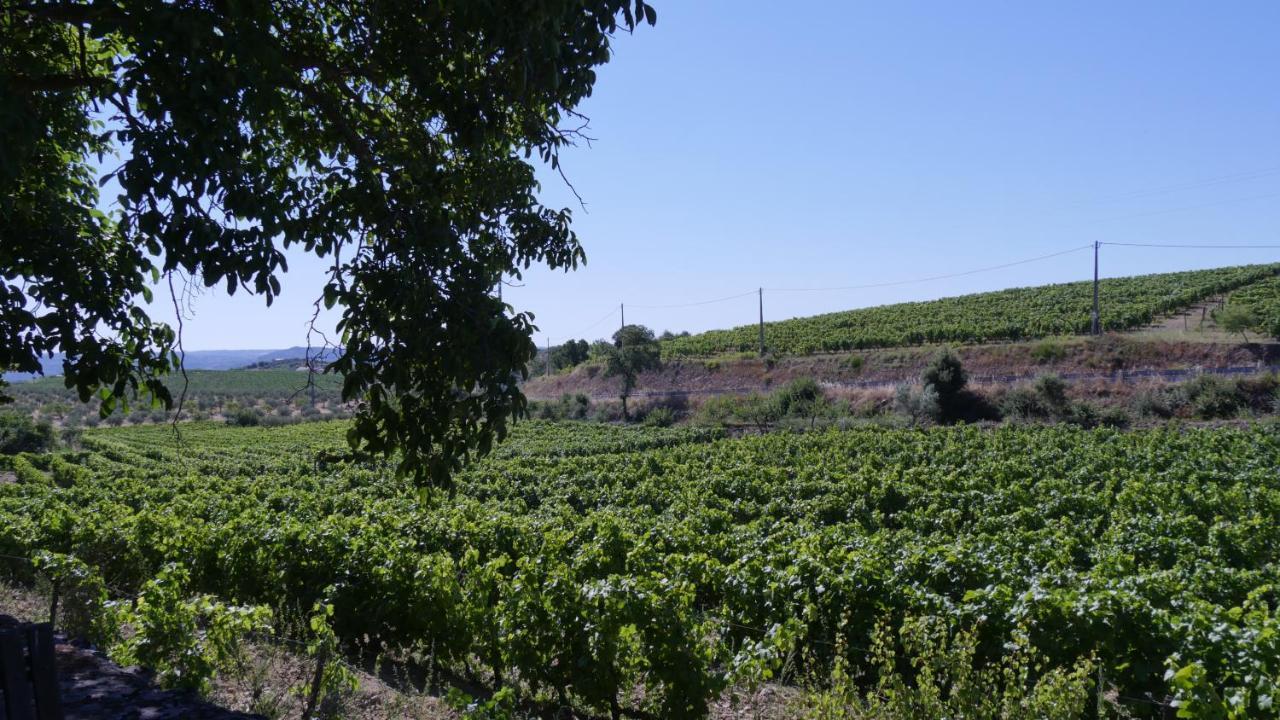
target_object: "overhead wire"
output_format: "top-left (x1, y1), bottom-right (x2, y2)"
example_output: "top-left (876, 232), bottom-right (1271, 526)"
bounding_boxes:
top-left (1101, 241), bottom-right (1280, 249)
top-left (555, 233), bottom-right (1279, 339)
top-left (566, 306), bottom-right (618, 339)
top-left (1081, 164), bottom-right (1280, 203)
top-left (765, 243), bottom-right (1094, 293)
top-left (628, 289), bottom-right (758, 309)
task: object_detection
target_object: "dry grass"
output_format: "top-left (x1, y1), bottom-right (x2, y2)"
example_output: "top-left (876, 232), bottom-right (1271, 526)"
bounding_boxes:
top-left (0, 576), bottom-right (50, 623)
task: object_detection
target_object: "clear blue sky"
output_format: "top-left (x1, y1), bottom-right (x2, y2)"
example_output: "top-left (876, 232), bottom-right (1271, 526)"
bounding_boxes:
top-left (148, 1), bottom-right (1280, 350)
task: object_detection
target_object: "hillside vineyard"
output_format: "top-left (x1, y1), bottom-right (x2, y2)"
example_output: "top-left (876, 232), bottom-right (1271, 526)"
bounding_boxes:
top-left (663, 263), bottom-right (1280, 356)
top-left (3, 420), bottom-right (1278, 717)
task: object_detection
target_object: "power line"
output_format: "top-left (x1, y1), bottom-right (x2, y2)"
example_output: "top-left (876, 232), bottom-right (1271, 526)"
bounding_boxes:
top-left (766, 244), bottom-right (1094, 293)
top-left (1102, 241), bottom-right (1280, 249)
top-left (629, 290), bottom-right (757, 309)
top-left (1082, 164), bottom-right (1280, 204)
top-left (552, 239), bottom-right (1278, 339)
top-left (566, 306), bottom-right (618, 339)
top-left (1078, 190), bottom-right (1280, 226)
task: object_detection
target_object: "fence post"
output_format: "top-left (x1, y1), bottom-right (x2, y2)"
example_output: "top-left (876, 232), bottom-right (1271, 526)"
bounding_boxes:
top-left (302, 645), bottom-right (330, 720)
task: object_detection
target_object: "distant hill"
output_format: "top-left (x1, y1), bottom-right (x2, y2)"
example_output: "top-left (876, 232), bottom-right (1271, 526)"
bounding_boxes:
top-left (3, 346), bottom-right (339, 383)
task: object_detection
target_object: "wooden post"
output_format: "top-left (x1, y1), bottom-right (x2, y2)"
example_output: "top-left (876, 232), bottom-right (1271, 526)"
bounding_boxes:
top-left (0, 629), bottom-right (34, 720)
top-left (758, 287), bottom-right (765, 356)
top-left (1091, 241), bottom-right (1100, 335)
top-left (302, 645), bottom-right (330, 720)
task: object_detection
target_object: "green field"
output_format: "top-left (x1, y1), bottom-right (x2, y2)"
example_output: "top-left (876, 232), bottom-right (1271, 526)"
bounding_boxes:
top-left (3, 420), bottom-right (1278, 717)
top-left (663, 263), bottom-right (1280, 357)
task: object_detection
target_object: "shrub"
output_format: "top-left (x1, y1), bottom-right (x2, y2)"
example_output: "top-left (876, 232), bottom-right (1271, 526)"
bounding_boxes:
top-left (693, 395), bottom-right (738, 426)
top-left (1031, 339), bottom-right (1068, 364)
top-left (999, 387), bottom-right (1045, 423)
top-left (894, 384), bottom-right (941, 426)
top-left (1213, 303), bottom-right (1258, 342)
top-left (920, 349), bottom-right (973, 422)
top-left (1181, 375), bottom-right (1245, 420)
top-left (227, 407), bottom-right (263, 426)
top-left (642, 407), bottom-right (676, 428)
top-left (922, 349), bottom-right (967, 399)
top-left (1097, 406), bottom-right (1131, 429)
top-left (589, 402), bottom-right (624, 424)
top-left (772, 378), bottom-right (824, 416)
top-left (738, 393), bottom-right (782, 431)
top-left (1130, 387), bottom-right (1176, 419)
top-left (1032, 374), bottom-right (1070, 412)
top-left (0, 413), bottom-right (56, 454)
top-left (1000, 374), bottom-right (1085, 425)
top-left (531, 393), bottom-right (593, 421)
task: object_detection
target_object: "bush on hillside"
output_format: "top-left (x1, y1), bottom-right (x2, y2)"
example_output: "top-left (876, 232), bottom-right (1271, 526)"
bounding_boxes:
top-left (0, 413), bottom-right (56, 454)
top-left (894, 384), bottom-right (941, 426)
top-left (642, 407), bottom-right (675, 428)
top-left (915, 350), bottom-right (999, 424)
top-left (1180, 375), bottom-right (1246, 420)
top-left (227, 407), bottom-right (263, 427)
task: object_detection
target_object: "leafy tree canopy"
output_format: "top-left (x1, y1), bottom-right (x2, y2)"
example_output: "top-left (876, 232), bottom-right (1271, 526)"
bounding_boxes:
top-left (603, 324), bottom-right (660, 419)
top-left (0, 0), bottom-right (655, 484)
top-left (1215, 303), bottom-right (1257, 343)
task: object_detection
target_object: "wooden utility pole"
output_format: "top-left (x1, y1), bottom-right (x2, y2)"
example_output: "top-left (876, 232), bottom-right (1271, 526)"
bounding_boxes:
top-left (620, 303), bottom-right (625, 331)
top-left (1091, 241), bottom-right (1100, 335)
top-left (758, 287), bottom-right (765, 356)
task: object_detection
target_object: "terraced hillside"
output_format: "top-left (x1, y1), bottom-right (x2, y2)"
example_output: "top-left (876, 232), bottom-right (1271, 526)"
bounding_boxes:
top-left (663, 264), bottom-right (1280, 357)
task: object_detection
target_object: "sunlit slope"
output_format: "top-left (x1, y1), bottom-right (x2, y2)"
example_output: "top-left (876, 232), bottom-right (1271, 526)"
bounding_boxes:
top-left (662, 264), bottom-right (1280, 357)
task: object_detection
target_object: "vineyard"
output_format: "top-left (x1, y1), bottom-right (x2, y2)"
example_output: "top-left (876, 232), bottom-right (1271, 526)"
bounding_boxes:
top-left (662, 263), bottom-right (1280, 357)
top-left (2, 420), bottom-right (1278, 717)
top-left (1223, 275), bottom-right (1280, 339)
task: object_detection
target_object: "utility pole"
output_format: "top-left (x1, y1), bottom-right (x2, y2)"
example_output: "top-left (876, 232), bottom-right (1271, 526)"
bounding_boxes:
top-left (758, 287), bottom-right (765, 356)
top-left (620, 303), bottom-right (625, 331)
top-left (1091, 241), bottom-right (1100, 336)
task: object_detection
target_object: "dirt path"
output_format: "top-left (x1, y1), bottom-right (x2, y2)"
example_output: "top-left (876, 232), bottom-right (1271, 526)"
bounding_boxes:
top-left (0, 614), bottom-right (262, 720)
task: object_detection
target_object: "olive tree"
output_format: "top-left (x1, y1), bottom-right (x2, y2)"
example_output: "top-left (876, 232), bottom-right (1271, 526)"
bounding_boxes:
top-left (1, 0), bottom-right (656, 484)
top-left (1215, 304), bottom-right (1257, 343)
top-left (602, 324), bottom-right (661, 420)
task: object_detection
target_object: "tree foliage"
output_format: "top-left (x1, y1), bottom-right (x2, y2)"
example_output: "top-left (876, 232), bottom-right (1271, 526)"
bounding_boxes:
top-left (603, 324), bottom-right (661, 419)
top-left (545, 338), bottom-right (590, 374)
top-left (1215, 303), bottom-right (1258, 343)
top-left (0, 0), bottom-right (655, 484)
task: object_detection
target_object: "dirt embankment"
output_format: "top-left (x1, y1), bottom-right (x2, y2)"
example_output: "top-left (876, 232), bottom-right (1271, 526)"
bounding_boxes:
top-left (524, 336), bottom-right (1280, 401)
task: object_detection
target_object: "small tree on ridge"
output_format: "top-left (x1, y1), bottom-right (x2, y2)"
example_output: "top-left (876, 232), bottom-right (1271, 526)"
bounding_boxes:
top-left (603, 325), bottom-right (662, 421)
